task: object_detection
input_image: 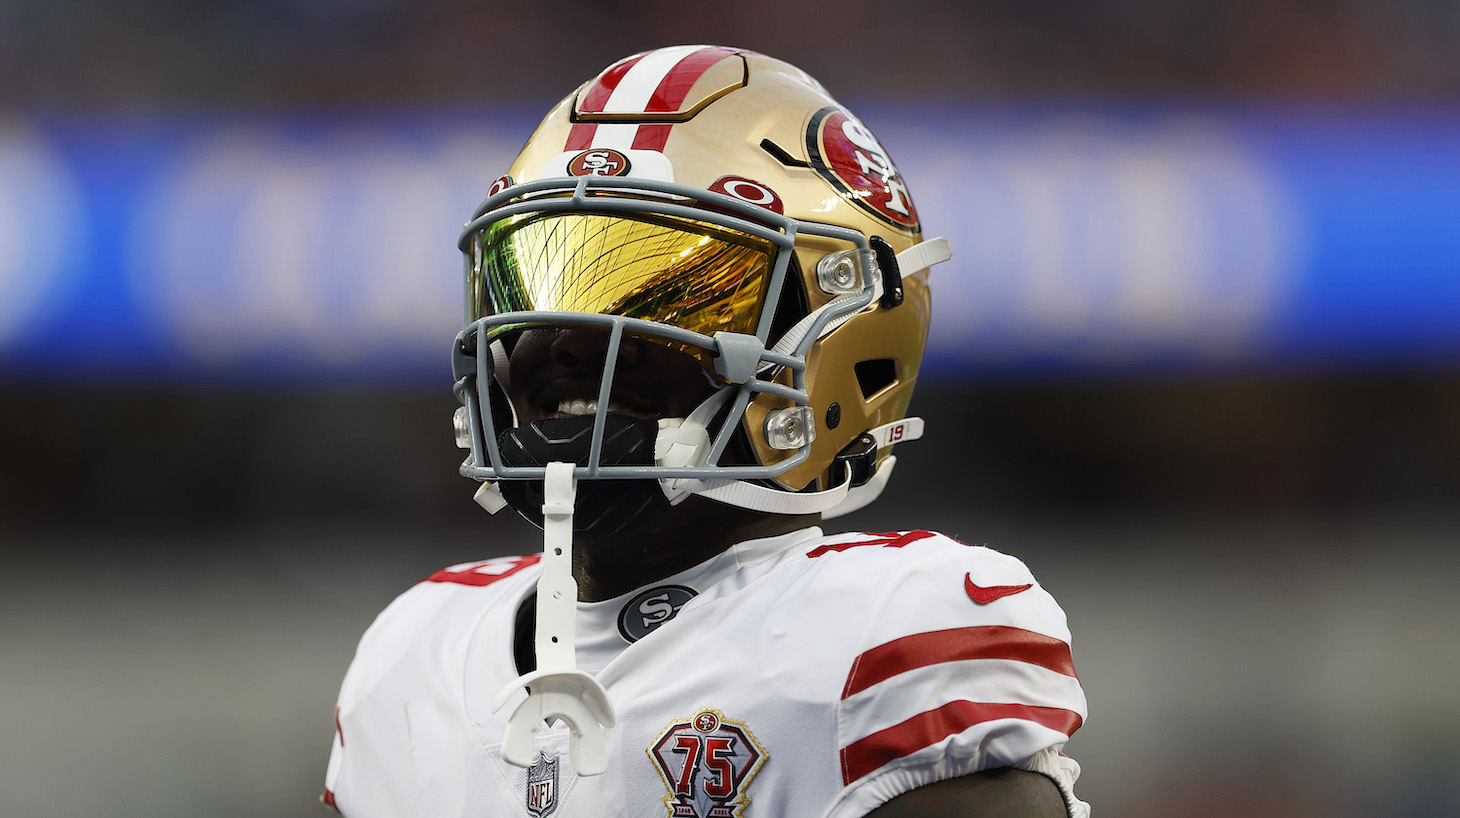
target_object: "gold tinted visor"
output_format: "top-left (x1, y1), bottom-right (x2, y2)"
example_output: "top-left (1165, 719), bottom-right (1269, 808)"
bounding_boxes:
top-left (470, 211), bottom-right (775, 339)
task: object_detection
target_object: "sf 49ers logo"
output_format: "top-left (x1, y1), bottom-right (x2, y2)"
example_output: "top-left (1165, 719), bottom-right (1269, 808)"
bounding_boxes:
top-left (648, 709), bottom-right (766, 818)
top-left (806, 106), bottom-right (919, 232)
top-left (568, 148), bottom-right (632, 177)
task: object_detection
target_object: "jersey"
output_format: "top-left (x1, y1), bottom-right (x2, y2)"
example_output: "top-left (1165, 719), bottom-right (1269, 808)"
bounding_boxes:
top-left (322, 528), bottom-right (1089, 817)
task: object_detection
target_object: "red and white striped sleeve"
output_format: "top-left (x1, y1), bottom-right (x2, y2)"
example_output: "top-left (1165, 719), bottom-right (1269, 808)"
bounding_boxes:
top-left (811, 531), bottom-right (1089, 818)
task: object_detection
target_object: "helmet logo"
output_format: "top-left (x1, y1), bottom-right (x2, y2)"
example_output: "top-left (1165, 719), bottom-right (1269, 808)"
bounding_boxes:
top-left (488, 174), bottom-right (514, 197)
top-left (806, 106), bottom-right (920, 232)
top-left (708, 175), bottom-right (784, 214)
top-left (568, 148), bottom-right (632, 177)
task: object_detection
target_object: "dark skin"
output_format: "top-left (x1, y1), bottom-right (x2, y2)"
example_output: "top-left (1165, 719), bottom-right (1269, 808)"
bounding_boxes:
top-left (503, 326), bottom-right (1068, 817)
top-left (866, 768), bottom-right (1066, 817)
top-left (503, 326), bottom-right (817, 601)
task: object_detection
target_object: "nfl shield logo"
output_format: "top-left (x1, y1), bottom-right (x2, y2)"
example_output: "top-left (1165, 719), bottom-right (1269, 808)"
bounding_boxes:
top-left (526, 752), bottom-right (559, 817)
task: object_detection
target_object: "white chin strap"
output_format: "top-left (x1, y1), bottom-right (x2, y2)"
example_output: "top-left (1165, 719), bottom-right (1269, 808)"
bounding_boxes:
top-left (897, 236), bottom-right (952, 279)
top-left (492, 462), bottom-right (615, 776)
top-left (669, 416), bottom-right (925, 517)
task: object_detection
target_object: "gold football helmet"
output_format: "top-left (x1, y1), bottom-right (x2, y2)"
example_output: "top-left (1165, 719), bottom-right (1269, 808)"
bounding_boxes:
top-left (452, 45), bottom-right (951, 529)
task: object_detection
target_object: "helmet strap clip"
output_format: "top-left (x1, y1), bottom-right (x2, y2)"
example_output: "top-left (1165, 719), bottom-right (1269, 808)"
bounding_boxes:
top-left (492, 462), bottom-right (616, 776)
top-left (870, 236), bottom-right (904, 309)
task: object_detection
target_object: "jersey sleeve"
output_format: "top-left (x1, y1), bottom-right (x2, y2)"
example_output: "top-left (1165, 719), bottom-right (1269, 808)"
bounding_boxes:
top-left (322, 555), bottom-right (540, 816)
top-left (813, 531), bottom-right (1089, 818)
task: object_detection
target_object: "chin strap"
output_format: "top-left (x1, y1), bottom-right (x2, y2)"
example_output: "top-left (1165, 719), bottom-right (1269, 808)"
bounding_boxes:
top-left (823, 455), bottom-right (896, 519)
top-left (682, 417), bottom-right (922, 517)
top-left (677, 467), bottom-right (851, 515)
top-left (474, 412), bottom-right (924, 520)
top-left (897, 236), bottom-right (952, 277)
top-left (653, 389), bottom-right (734, 505)
top-left (491, 461), bottom-right (616, 776)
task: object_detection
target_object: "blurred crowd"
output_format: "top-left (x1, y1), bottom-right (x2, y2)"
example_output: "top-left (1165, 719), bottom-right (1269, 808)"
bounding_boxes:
top-left (2, 4), bottom-right (1458, 818)
top-left (3, 0), bottom-right (1459, 108)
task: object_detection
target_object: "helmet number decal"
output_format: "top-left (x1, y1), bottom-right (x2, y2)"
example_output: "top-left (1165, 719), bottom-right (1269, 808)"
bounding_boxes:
top-left (806, 107), bottom-right (919, 232)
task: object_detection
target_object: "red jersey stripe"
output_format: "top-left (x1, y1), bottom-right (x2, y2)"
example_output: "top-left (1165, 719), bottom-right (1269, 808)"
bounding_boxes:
top-left (840, 700), bottom-right (1084, 785)
top-left (421, 554), bottom-right (541, 587)
top-left (842, 626), bottom-right (1077, 699)
top-left (806, 530), bottom-right (938, 558)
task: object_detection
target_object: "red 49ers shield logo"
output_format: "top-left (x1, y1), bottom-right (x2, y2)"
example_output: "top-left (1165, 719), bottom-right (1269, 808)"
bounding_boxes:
top-left (805, 106), bottom-right (920, 233)
top-left (649, 709), bottom-right (766, 818)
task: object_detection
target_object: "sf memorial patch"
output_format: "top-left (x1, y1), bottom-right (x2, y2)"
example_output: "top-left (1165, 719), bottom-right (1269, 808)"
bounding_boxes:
top-left (648, 708), bottom-right (767, 818)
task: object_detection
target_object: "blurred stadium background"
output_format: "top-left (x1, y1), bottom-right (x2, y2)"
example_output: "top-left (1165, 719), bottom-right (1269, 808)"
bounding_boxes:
top-left (3, 1), bottom-right (1459, 816)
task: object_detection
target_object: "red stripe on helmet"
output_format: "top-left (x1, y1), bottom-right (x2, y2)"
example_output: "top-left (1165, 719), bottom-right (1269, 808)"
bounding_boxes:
top-left (566, 46), bottom-right (740, 154)
top-left (564, 122), bottom-right (597, 151)
top-left (579, 53), bottom-right (643, 112)
top-left (566, 53), bottom-right (643, 150)
top-left (643, 46), bottom-right (737, 113)
top-left (631, 46), bottom-right (737, 151)
top-left (839, 700), bottom-right (1084, 785)
top-left (631, 123), bottom-right (671, 151)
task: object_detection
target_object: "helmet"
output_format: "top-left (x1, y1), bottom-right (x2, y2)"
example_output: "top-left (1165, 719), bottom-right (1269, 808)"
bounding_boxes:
top-left (452, 45), bottom-right (951, 530)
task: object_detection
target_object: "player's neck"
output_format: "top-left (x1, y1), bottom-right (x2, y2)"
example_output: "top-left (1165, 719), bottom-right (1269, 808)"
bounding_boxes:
top-left (571, 498), bottom-right (818, 602)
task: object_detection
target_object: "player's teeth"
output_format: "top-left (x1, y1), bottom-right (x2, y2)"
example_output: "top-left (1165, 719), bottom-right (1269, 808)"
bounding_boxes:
top-left (555, 399), bottom-right (644, 416)
top-left (557, 399), bottom-right (597, 416)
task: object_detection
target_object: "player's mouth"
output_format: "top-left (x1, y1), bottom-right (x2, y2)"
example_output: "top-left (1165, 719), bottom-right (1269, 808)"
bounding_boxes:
top-left (545, 398), bottom-right (659, 420)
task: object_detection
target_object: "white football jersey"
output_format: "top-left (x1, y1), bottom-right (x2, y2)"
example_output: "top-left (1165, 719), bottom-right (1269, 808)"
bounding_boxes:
top-left (323, 528), bottom-right (1089, 817)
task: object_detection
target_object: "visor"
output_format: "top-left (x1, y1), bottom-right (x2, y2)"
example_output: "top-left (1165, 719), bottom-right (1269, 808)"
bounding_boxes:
top-left (470, 211), bottom-right (776, 340)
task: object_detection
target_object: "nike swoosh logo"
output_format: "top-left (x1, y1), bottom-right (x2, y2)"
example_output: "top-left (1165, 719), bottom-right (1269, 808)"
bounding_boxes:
top-left (964, 574), bottom-right (1033, 604)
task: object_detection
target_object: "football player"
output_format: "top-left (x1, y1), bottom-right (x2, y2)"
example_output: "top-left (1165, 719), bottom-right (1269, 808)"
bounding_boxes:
top-left (324, 45), bottom-right (1088, 817)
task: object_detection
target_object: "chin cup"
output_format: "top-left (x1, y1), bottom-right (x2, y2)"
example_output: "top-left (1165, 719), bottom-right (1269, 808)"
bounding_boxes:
top-left (496, 416), bottom-right (670, 537)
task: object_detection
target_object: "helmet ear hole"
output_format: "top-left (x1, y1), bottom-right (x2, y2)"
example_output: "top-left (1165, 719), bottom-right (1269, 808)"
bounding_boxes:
top-left (853, 359), bottom-right (898, 400)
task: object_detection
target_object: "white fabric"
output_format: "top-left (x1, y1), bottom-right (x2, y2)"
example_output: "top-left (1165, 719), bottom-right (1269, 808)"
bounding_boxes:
top-left (324, 529), bottom-right (1089, 817)
top-left (573, 527), bottom-right (821, 674)
top-left (895, 235), bottom-right (952, 274)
